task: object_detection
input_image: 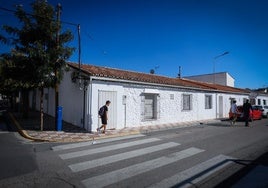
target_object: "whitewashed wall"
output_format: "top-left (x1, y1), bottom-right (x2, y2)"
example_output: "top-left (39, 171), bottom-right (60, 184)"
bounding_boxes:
top-left (43, 88), bottom-right (55, 116)
top-left (59, 71), bottom-right (84, 128)
top-left (122, 86), bottom-right (248, 128)
top-left (226, 73), bottom-right (235, 87)
top-left (89, 80), bottom-right (125, 131)
top-left (185, 73), bottom-right (235, 87)
top-left (29, 68), bottom-right (258, 132)
top-left (29, 70), bottom-right (85, 129)
top-left (217, 93), bottom-right (249, 118)
top-left (255, 95), bottom-right (268, 105)
top-left (89, 81), bottom-right (250, 130)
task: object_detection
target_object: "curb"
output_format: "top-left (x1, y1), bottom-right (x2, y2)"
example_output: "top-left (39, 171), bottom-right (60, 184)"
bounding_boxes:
top-left (8, 112), bottom-right (221, 143)
top-left (8, 112), bottom-right (141, 143)
top-left (8, 112), bottom-right (50, 142)
top-left (51, 130), bottom-right (142, 143)
top-left (33, 130), bottom-right (142, 143)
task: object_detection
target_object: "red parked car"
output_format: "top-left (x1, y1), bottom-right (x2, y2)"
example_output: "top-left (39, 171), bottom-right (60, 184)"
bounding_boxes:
top-left (229, 105), bottom-right (262, 121)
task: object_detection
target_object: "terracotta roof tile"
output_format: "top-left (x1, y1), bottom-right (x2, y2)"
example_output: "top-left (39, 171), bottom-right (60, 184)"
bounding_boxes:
top-left (68, 62), bottom-right (249, 94)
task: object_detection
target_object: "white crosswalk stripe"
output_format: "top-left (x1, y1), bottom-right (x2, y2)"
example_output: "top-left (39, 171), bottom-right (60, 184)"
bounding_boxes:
top-left (59, 137), bottom-right (160, 160)
top-left (81, 147), bottom-right (204, 188)
top-left (53, 136), bottom-right (235, 188)
top-left (147, 154), bottom-right (235, 188)
top-left (51, 134), bottom-right (145, 151)
top-left (69, 142), bottom-right (180, 172)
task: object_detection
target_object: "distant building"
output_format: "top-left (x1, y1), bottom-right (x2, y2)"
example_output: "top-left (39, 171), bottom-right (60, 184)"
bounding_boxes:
top-left (184, 72), bottom-right (235, 87)
top-left (248, 87), bottom-right (268, 105)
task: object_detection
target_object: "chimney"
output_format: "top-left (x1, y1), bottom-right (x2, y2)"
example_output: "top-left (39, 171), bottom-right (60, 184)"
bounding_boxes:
top-left (177, 66), bottom-right (181, 78)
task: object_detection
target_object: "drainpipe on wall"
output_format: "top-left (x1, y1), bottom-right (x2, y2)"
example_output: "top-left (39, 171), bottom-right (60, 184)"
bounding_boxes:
top-left (81, 76), bottom-right (92, 130)
top-left (123, 95), bottom-right (127, 128)
top-left (215, 93), bottom-right (218, 119)
top-left (88, 77), bottom-right (93, 131)
top-left (83, 81), bottom-right (88, 129)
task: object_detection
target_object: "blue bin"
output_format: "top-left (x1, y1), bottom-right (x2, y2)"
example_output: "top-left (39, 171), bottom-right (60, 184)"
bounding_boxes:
top-left (56, 106), bottom-right (62, 131)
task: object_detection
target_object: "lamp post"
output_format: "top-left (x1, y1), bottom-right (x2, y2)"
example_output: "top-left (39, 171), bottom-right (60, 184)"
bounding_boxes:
top-left (213, 51), bottom-right (229, 119)
top-left (213, 51), bottom-right (229, 84)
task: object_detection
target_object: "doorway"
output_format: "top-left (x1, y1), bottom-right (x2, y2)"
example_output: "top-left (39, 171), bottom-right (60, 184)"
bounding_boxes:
top-left (98, 90), bottom-right (117, 129)
top-left (218, 96), bottom-right (223, 118)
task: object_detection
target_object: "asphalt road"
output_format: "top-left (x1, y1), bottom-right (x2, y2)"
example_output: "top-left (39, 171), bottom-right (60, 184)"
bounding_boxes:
top-left (0, 116), bottom-right (268, 188)
top-left (0, 115), bottom-right (37, 181)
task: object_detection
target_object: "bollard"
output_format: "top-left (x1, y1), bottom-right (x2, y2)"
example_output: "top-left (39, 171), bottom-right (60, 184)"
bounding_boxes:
top-left (56, 106), bottom-right (62, 131)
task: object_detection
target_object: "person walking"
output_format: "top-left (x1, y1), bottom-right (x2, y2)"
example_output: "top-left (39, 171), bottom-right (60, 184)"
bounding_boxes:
top-left (97, 100), bottom-right (111, 133)
top-left (243, 99), bottom-right (252, 127)
top-left (230, 100), bottom-right (239, 125)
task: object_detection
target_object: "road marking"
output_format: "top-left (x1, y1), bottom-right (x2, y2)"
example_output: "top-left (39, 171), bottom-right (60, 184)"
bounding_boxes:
top-left (148, 154), bottom-right (235, 188)
top-left (59, 137), bottom-right (160, 160)
top-left (69, 142), bottom-right (180, 172)
top-left (81, 147), bottom-right (204, 188)
top-left (52, 134), bottom-right (145, 151)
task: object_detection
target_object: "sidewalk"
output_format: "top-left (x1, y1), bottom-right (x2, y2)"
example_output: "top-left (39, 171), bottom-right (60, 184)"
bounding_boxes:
top-left (8, 110), bottom-right (217, 143)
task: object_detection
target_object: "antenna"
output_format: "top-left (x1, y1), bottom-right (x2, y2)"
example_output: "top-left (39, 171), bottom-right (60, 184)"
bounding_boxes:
top-left (150, 65), bottom-right (159, 74)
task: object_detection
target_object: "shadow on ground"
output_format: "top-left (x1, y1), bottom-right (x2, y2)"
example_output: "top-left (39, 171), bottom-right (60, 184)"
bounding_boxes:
top-left (215, 151), bottom-right (268, 188)
top-left (11, 110), bottom-right (89, 133)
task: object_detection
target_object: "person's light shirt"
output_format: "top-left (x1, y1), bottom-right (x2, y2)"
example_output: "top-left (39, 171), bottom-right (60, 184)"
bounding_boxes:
top-left (231, 103), bottom-right (238, 113)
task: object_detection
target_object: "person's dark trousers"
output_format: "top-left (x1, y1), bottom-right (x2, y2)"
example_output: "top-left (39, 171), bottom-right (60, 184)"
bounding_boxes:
top-left (245, 116), bottom-right (249, 126)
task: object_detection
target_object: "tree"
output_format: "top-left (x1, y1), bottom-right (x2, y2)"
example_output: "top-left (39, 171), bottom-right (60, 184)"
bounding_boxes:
top-left (0, 55), bottom-right (20, 110)
top-left (0, 0), bottom-right (74, 130)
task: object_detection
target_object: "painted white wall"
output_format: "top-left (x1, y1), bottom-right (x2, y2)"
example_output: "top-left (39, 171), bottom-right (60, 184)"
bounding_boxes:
top-left (216, 93), bottom-right (248, 118)
top-left (185, 72), bottom-right (235, 87)
top-left (29, 68), bottom-right (267, 132)
top-left (59, 70), bottom-right (84, 128)
top-left (121, 85), bottom-right (250, 128)
top-left (30, 70), bottom-right (85, 129)
top-left (89, 80), bottom-right (125, 131)
top-left (43, 88), bottom-right (55, 116)
top-left (255, 95), bottom-right (268, 106)
top-left (58, 73), bottom-right (252, 131)
top-left (226, 73), bottom-right (235, 87)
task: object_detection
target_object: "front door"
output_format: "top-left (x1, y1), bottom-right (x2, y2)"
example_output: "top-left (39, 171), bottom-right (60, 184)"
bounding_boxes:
top-left (98, 90), bottom-right (117, 129)
top-left (219, 96), bottom-right (223, 118)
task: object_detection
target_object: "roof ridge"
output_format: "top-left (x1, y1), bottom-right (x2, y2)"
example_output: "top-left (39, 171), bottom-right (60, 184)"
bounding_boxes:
top-left (69, 62), bottom-right (177, 79)
top-left (67, 62), bottom-right (248, 94)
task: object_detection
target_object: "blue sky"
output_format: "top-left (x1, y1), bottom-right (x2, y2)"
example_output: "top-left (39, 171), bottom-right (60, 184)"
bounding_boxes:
top-left (1, 0), bottom-right (268, 89)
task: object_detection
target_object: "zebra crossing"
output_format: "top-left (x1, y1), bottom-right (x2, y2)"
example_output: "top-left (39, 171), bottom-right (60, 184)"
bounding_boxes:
top-left (52, 135), bottom-right (235, 188)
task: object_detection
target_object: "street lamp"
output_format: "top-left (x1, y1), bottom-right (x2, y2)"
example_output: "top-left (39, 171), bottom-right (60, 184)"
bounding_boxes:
top-left (213, 51), bottom-right (229, 120)
top-left (213, 51), bottom-right (229, 84)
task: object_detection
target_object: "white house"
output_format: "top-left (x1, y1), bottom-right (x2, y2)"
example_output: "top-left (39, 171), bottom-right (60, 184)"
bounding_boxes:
top-left (184, 72), bottom-right (235, 87)
top-left (249, 90), bottom-right (268, 106)
top-left (29, 63), bottom-right (263, 132)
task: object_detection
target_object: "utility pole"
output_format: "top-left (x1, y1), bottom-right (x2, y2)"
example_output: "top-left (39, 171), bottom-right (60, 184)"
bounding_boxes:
top-left (55, 3), bottom-right (61, 130)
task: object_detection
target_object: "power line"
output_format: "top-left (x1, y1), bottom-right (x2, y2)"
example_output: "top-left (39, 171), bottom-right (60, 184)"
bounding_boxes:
top-left (0, 6), bottom-right (79, 27)
top-left (0, 6), bottom-right (15, 13)
top-left (84, 32), bottom-right (108, 56)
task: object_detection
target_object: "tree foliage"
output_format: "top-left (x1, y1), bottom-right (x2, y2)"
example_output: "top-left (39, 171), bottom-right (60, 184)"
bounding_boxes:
top-left (0, 0), bottom-right (74, 92)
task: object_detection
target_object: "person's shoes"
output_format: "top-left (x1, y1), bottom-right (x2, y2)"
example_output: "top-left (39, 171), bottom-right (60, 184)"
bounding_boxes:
top-left (102, 131), bottom-right (105, 134)
top-left (96, 128), bottom-right (100, 132)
